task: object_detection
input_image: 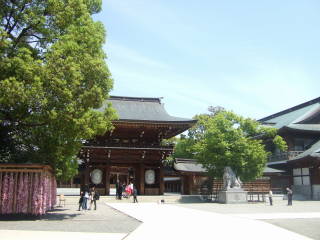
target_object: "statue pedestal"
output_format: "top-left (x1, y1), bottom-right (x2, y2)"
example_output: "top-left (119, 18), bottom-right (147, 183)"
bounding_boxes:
top-left (218, 189), bottom-right (248, 204)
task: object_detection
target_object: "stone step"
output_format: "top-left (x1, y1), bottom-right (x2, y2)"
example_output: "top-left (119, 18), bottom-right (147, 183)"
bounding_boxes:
top-left (57, 194), bottom-right (203, 205)
top-left (101, 195), bottom-right (203, 203)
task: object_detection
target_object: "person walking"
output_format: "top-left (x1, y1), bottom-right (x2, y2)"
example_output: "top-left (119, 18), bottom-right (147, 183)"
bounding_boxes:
top-left (82, 187), bottom-right (89, 210)
top-left (125, 184), bottom-right (131, 198)
top-left (268, 190), bottom-right (273, 206)
top-left (78, 191), bottom-right (84, 211)
top-left (116, 180), bottom-right (120, 200)
top-left (129, 182), bottom-right (133, 195)
top-left (118, 182), bottom-right (123, 200)
top-left (133, 185), bottom-right (138, 203)
top-left (89, 187), bottom-right (99, 210)
top-left (286, 187), bottom-right (293, 206)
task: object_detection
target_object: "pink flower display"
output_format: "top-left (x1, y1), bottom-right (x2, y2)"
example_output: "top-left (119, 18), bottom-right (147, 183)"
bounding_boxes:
top-left (38, 174), bottom-right (44, 215)
top-left (0, 166), bottom-right (57, 215)
top-left (21, 173), bottom-right (29, 214)
top-left (51, 177), bottom-right (57, 206)
top-left (46, 176), bottom-right (51, 210)
top-left (7, 173), bottom-right (14, 214)
top-left (1, 173), bottom-right (9, 214)
top-left (16, 173), bottom-right (24, 213)
top-left (31, 173), bottom-right (38, 215)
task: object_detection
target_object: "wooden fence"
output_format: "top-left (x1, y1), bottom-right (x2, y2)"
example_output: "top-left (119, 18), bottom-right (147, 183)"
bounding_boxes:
top-left (0, 164), bottom-right (56, 215)
top-left (201, 178), bottom-right (271, 202)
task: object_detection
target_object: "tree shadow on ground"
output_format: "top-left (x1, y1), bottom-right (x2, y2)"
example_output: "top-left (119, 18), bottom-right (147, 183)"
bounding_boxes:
top-left (0, 208), bottom-right (80, 221)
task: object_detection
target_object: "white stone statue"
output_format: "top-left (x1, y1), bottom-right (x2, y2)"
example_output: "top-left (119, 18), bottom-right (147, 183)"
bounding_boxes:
top-left (223, 166), bottom-right (242, 190)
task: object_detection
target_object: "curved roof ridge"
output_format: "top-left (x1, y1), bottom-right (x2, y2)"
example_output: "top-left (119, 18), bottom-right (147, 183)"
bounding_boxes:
top-left (110, 95), bottom-right (161, 103)
top-left (293, 104), bottom-right (320, 124)
top-left (290, 139), bottom-right (320, 161)
top-left (104, 95), bottom-right (196, 123)
top-left (259, 96), bottom-right (320, 122)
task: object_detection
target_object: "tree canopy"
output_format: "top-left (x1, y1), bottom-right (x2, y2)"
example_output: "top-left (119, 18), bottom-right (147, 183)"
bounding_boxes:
top-left (0, 0), bottom-right (115, 180)
top-left (173, 109), bottom-right (287, 181)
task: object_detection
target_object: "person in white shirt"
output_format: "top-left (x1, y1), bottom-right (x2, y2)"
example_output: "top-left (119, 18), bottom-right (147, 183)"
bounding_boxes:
top-left (286, 187), bottom-right (293, 205)
top-left (268, 190), bottom-right (273, 206)
top-left (82, 189), bottom-right (89, 210)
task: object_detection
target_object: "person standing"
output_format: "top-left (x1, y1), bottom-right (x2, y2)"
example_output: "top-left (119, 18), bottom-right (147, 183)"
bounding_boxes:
top-left (286, 187), bottom-right (293, 206)
top-left (116, 180), bottom-right (120, 200)
top-left (82, 187), bottom-right (89, 210)
top-left (268, 190), bottom-right (273, 206)
top-left (133, 185), bottom-right (138, 203)
top-left (78, 191), bottom-right (84, 211)
top-left (129, 182), bottom-right (133, 195)
top-left (118, 182), bottom-right (123, 200)
top-left (89, 187), bottom-right (99, 210)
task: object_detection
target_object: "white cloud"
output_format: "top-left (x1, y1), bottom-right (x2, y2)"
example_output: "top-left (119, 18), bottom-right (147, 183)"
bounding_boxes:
top-left (102, 1), bottom-right (320, 120)
top-left (105, 0), bottom-right (204, 57)
top-left (105, 43), bottom-right (170, 70)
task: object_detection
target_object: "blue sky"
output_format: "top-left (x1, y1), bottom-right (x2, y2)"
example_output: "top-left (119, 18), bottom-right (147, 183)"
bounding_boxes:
top-left (94, 0), bottom-right (320, 120)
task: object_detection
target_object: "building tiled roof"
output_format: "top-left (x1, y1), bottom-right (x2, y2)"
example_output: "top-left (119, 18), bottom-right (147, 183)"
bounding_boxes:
top-left (290, 139), bottom-right (320, 161)
top-left (284, 124), bottom-right (320, 132)
top-left (263, 166), bottom-right (285, 173)
top-left (173, 158), bottom-right (206, 173)
top-left (174, 158), bottom-right (281, 175)
top-left (101, 96), bottom-right (196, 123)
top-left (259, 97), bottom-right (320, 133)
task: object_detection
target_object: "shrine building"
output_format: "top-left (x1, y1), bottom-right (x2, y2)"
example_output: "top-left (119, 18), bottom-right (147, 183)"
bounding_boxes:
top-left (79, 96), bottom-right (196, 195)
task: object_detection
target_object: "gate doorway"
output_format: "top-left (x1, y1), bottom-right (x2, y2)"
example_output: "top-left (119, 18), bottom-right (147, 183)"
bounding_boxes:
top-left (109, 166), bottom-right (135, 195)
top-left (164, 177), bottom-right (181, 193)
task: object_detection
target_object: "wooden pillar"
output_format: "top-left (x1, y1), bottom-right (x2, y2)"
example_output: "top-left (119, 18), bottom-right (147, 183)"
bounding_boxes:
top-left (188, 175), bottom-right (193, 195)
top-left (182, 175), bottom-right (191, 195)
top-left (105, 165), bottom-right (110, 195)
top-left (0, 172), bottom-right (2, 214)
top-left (70, 178), bottom-right (73, 188)
top-left (84, 165), bottom-right (90, 187)
top-left (159, 165), bottom-right (164, 195)
top-left (134, 164), bottom-right (139, 188)
top-left (180, 175), bottom-right (184, 194)
top-left (139, 163), bottom-right (145, 195)
top-left (80, 170), bottom-right (85, 190)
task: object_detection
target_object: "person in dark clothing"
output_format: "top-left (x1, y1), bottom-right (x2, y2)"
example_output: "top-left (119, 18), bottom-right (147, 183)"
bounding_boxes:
top-left (117, 182), bottom-right (123, 200)
top-left (133, 185), bottom-right (138, 203)
top-left (116, 180), bottom-right (120, 199)
top-left (78, 191), bottom-right (84, 211)
top-left (286, 187), bottom-right (293, 206)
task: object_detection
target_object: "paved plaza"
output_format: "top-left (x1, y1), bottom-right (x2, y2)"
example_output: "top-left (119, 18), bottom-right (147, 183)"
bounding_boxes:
top-left (1, 196), bottom-right (320, 239)
top-left (0, 197), bottom-right (141, 240)
top-left (176, 199), bottom-right (320, 240)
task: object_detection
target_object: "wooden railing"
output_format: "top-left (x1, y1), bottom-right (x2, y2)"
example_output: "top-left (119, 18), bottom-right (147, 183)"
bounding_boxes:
top-left (84, 142), bottom-right (175, 149)
top-left (268, 151), bottom-right (303, 162)
top-left (200, 178), bottom-right (271, 202)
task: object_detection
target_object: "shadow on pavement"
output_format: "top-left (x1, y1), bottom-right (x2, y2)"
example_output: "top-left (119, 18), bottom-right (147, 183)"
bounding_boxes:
top-left (0, 208), bottom-right (80, 221)
top-left (178, 196), bottom-right (208, 203)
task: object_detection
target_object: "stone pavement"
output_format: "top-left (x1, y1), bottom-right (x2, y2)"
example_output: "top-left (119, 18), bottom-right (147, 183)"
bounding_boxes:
top-left (1, 196), bottom-right (320, 240)
top-left (0, 197), bottom-right (140, 240)
top-left (177, 200), bottom-right (320, 239)
top-left (0, 230), bottom-right (126, 240)
top-left (107, 202), bottom-right (313, 240)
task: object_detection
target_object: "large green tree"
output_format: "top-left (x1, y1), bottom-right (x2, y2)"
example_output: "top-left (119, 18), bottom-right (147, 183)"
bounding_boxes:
top-left (0, 0), bottom-right (115, 180)
top-left (174, 109), bottom-right (287, 181)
